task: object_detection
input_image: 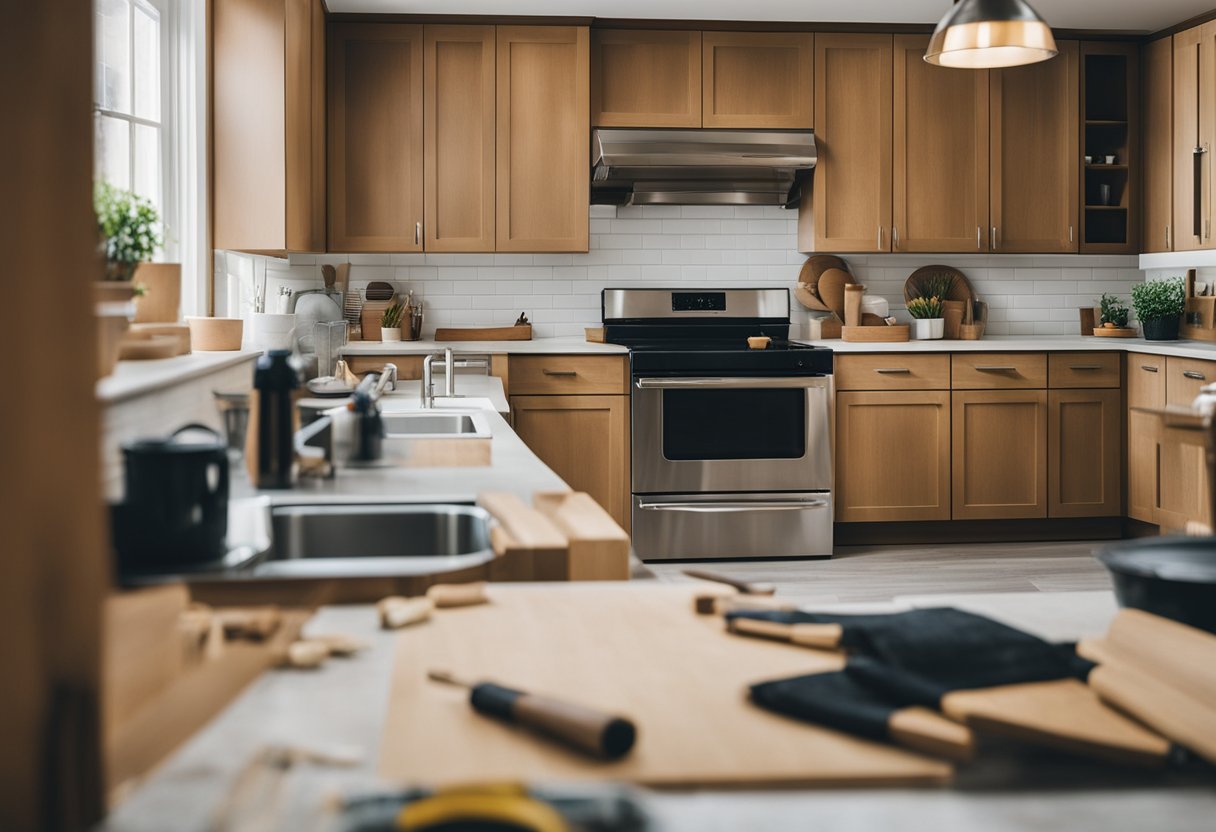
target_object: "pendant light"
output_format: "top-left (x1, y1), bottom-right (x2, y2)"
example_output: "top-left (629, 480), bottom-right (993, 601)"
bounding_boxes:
top-left (924, 0), bottom-right (1058, 69)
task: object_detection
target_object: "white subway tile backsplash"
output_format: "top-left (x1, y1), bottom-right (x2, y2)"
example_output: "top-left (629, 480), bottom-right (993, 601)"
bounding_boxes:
top-left (217, 206), bottom-right (1146, 335)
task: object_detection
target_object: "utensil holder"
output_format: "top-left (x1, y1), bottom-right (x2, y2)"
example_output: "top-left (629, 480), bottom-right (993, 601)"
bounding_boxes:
top-left (405, 309), bottom-right (424, 341)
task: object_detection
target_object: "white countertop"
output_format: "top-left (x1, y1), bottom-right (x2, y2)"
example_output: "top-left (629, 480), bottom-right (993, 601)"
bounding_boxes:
top-left (342, 335), bottom-right (627, 356)
top-left (101, 589), bottom-right (1216, 832)
top-left (798, 334), bottom-right (1216, 360)
top-left (97, 350), bottom-right (261, 404)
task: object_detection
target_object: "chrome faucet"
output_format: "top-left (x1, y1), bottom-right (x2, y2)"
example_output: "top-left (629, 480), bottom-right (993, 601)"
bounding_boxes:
top-left (421, 348), bottom-right (454, 408)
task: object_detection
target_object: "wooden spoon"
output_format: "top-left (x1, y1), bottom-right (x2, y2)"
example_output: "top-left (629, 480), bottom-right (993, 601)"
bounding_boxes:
top-left (817, 268), bottom-right (853, 321)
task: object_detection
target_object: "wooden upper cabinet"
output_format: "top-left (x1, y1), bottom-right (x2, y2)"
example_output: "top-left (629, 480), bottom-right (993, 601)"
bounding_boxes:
top-left (892, 35), bottom-right (988, 253)
top-left (811, 34), bottom-right (893, 253)
top-left (496, 26), bottom-right (590, 253)
top-left (1167, 26), bottom-right (1206, 250)
top-left (424, 25), bottom-right (495, 252)
top-left (1143, 37), bottom-right (1173, 253)
top-left (214, 0), bottom-right (326, 254)
top-left (703, 32), bottom-right (814, 128)
top-left (592, 29), bottom-right (701, 127)
top-left (989, 41), bottom-right (1078, 253)
top-left (328, 24), bottom-right (424, 252)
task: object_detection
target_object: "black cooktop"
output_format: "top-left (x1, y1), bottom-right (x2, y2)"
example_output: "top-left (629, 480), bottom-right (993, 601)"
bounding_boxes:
top-left (626, 340), bottom-right (832, 375)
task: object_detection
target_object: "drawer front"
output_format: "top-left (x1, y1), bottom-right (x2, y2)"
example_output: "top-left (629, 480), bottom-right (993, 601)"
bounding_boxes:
top-left (508, 355), bottom-right (629, 395)
top-left (1048, 352), bottom-right (1121, 388)
top-left (951, 353), bottom-right (1047, 389)
top-left (834, 354), bottom-right (951, 390)
top-left (1166, 356), bottom-right (1216, 406)
top-left (1126, 352), bottom-right (1166, 409)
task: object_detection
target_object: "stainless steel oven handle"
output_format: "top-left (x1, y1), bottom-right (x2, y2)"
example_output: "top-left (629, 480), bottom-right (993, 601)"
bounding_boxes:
top-left (636, 500), bottom-right (830, 512)
top-left (635, 377), bottom-right (828, 390)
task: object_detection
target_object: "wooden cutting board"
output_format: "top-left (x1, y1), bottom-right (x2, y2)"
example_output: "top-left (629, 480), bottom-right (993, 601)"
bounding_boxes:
top-left (380, 585), bottom-right (952, 788)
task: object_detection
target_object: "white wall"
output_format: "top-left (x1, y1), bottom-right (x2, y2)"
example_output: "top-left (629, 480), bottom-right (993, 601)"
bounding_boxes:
top-left (217, 205), bottom-right (1143, 339)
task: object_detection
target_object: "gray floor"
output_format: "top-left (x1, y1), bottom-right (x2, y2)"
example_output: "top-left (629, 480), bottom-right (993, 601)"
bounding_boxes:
top-left (647, 540), bottom-right (1114, 604)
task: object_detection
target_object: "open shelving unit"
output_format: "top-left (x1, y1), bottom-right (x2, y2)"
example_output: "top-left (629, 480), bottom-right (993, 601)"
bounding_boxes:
top-left (1080, 42), bottom-right (1139, 253)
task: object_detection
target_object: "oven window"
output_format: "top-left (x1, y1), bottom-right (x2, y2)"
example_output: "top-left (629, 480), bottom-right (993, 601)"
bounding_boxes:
top-left (662, 389), bottom-right (806, 460)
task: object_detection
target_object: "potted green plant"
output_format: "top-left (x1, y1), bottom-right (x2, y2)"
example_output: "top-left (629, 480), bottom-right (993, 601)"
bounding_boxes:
top-left (1098, 292), bottom-right (1130, 330)
top-left (1131, 278), bottom-right (1186, 341)
top-left (380, 299), bottom-right (405, 342)
top-left (94, 181), bottom-right (162, 302)
top-left (907, 296), bottom-right (945, 340)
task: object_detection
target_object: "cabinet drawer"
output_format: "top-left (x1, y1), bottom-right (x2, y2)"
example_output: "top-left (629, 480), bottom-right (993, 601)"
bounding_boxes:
top-left (1048, 352), bottom-right (1121, 388)
top-left (508, 355), bottom-right (628, 395)
top-left (834, 354), bottom-right (950, 390)
top-left (952, 353), bottom-right (1047, 389)
top-left (1166, 356), bottom-right (1216, 406)
top-left (1126, 352), bottom-right (1166, 409)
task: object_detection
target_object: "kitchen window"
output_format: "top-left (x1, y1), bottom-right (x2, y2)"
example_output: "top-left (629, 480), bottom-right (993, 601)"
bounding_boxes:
top-left (93, 0), bottom-right (209, 314)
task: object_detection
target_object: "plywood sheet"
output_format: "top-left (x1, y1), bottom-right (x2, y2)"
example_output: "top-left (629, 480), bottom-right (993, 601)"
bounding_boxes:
top-left (380, 584), bottom-right (952, 788)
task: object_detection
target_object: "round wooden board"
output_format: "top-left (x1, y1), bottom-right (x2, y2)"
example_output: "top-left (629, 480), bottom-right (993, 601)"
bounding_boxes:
top-left (904, 265), bottom-right (976, 304)
top-left (1092, 327), bottom-right (1139, 338)
top-left (794, 256), bottom-right (852, 312)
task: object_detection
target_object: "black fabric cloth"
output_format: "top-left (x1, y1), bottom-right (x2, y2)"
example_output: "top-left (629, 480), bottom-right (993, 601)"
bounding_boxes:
top-left (749, 670), bottom-right (901, 741)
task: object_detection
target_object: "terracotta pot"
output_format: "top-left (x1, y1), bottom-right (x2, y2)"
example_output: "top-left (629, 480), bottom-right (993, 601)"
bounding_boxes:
top-left (133, 263), bottom-right (182, 323)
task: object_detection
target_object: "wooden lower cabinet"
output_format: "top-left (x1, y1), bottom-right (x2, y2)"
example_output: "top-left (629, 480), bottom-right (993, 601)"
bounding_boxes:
top-left (952, 390), bottom-right (1048, 520)
top-left (1047, 389), bottom-right (1122, 517)
top-left (510, 394), bottom-right (630, 532)
top-left (836, 391), bottom-right (951, 522)
top-left (1127, 408), bottom-right (1162, 523)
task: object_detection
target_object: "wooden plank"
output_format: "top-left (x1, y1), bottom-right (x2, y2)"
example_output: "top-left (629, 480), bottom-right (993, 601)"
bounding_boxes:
top-left (380, 584), bottom-right (952, 788)
top-left (533, 491), bottom-right (631, 580)
top-left (478, 492), bottom-right (569, 582)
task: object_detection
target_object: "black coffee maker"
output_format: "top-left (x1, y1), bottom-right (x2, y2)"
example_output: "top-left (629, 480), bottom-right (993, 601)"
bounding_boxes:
top-left (112, 423), bottom-right (230, 574)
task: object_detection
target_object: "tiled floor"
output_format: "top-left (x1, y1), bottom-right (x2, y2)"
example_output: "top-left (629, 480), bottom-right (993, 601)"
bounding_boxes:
top-left (646, 540), bottom-right (1114, 604)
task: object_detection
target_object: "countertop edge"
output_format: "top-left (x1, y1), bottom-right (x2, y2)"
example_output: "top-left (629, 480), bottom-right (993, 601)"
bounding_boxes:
top-left (795, 335), bottom-right (1216, 361)
top-left (97, 350), bottom-right (262, 405)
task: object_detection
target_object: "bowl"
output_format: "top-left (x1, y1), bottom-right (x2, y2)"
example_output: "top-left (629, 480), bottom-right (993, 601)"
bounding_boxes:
top-left (186, 316), bottom-right (244, 351)
top-left (1097, 536), bottom-right (1216, 634)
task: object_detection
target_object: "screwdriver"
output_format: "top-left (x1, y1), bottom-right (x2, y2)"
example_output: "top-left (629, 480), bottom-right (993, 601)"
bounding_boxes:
top-left (428, 670), bottom-right (637, 760)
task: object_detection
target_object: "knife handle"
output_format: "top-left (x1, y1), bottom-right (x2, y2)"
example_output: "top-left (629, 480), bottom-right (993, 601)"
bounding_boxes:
top-left (469, 683), bottom-right (637, 759)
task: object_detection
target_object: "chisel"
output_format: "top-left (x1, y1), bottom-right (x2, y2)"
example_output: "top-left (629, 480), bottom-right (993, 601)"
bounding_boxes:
top-left (427, 670), bottom-right (637, 760)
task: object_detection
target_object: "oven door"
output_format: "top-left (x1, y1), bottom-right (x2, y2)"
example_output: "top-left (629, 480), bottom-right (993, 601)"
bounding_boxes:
top-left (632, 492), bottom-right (834, 560)
top-left (632, 375), bottom-right (832, 494)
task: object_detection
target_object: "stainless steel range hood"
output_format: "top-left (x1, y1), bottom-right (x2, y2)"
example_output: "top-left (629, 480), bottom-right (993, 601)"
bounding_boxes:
top-left (591, 128), bottom-right (816, 207)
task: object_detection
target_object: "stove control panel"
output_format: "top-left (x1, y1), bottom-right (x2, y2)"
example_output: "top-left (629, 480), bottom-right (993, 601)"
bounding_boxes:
top-left (672, 292), bottom-right (726, 313)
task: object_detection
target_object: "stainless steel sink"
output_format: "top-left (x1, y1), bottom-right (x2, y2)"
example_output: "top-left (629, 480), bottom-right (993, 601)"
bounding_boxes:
top-left (254, 503), bottom-right (495, 578)
top-left (381, 412), bottom-right (481, 436)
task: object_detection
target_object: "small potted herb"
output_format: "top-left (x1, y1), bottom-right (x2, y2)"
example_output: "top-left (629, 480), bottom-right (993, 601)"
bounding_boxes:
top-left (94, 181), bottom-right (162, 301)
top-left (380, 299), bottom-right (405, 342)
top-left (907, 296), bottom-right (945, 340)
top-left (1098, 292), bottom-right (1130, 330)
top-left (1131, 278), bottom-right (1186, 341)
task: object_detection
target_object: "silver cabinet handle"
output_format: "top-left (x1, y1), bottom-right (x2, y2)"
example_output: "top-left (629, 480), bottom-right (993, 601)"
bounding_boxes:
top-left (1069, 225), bottom-right (1074, 243)
top-left (1141, 365), bottom-right (1160, 373)
top-left (892, 226), bottom-right (899, 250)
top-left (1069, 364), bottom-right (1104, 370)
top-left (541, 369), bottom-right (578, 377)
top-left (977, 225), bottom-right (982, 250)
top-left (1194, 145), bottom-right (1207, 237)
top-left (1184, 370), bottom-right (1207, 380)
top-left (636, 500), bottom-right (830, 513)
top-left (415, 221), bottom-right (422, 245)
top-left (874, 368), bottom-right (911, 374)
top-left (991, 226), bottom-right (997, 250)
top-left (878, 225), bottom-right (884, 249)
top-left (1166, 225), bottom-right (1171, 249)
top-left (975, 365), bottom-right (1017, 372)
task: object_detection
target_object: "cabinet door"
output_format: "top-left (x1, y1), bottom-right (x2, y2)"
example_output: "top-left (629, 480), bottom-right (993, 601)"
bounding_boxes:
top-left (990, 41), bottom-right (1078, 253)
top-left (1126, 353), bottom-right (1166, 523)
top-left (836, 391), bottom-right (951, 522)
top-left (1160, 356), bottom-right (1214, 529)
top-left (1143, 37), bottom-right (1174, 253)
top-left (424, 25), bottom-right (495, 252)
top-left (328, 24), bottom-right (424, 252)
top-left (812, 34), bottom-right (892, 253)
top-left (510, 395), bottom-right (630, 531)
top-left (496, 26), bottom-right (590, 253)
top-left (593, 29), bottom-right (701, 127)
top-left (893, 36), bottom-right (988, 253)
top-left (952, 390), bottom-right (1048, 520)
top-left (703, 32), bottom-right (813, 128)
top-left (1173, 26), bottom-right (1206, 251)
top-left (1048, 389), bottom-right (1122, 518)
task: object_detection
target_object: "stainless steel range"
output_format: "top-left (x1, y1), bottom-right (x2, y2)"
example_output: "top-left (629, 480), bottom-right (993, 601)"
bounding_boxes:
top-left (603, 288), bottom-right (834, 561)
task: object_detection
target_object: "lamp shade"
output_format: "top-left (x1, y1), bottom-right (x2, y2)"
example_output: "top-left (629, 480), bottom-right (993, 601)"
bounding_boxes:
top-left (925, 0), bottom-right (1058, 69)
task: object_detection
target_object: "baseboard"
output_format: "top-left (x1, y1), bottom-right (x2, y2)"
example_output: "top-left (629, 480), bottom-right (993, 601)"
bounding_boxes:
top-left (835, 517), bottom-right (1126, 546)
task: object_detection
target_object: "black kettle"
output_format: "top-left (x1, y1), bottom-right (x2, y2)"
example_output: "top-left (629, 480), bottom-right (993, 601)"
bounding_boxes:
top-left (113, 423), bottom-right (230, 573)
